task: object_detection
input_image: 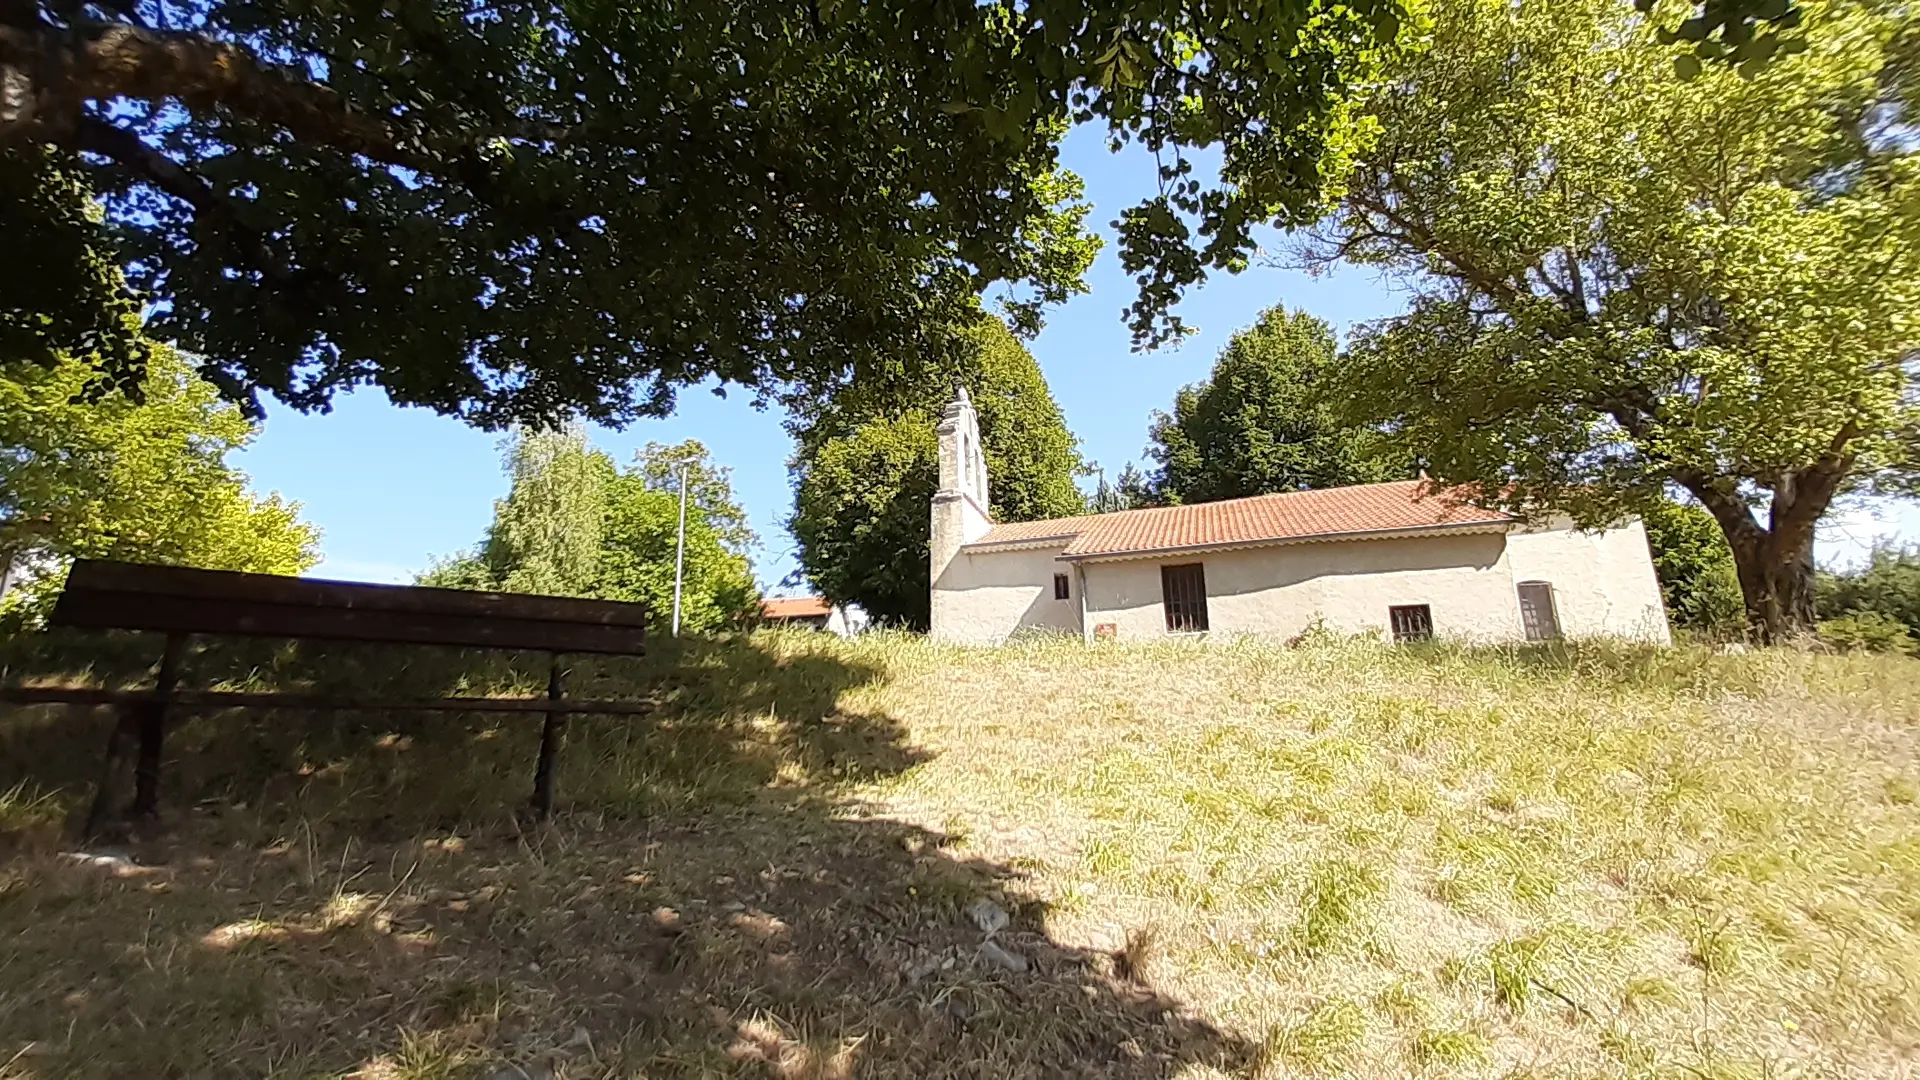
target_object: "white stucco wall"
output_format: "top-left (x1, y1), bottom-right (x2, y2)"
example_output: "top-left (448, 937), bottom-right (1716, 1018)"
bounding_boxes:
top-left (1506, 519), bottom-right (1670, 643)
top-left (823, 604), bottom-right (871, 637)
top-left (1080, 531), bottom-right (1528, 643)
top-left (932, 544), bottom-right (1080, 644)
top-left (935, 521), bottom-right (1672, 647)
top-left (928, 390), bottom-right (998, 644)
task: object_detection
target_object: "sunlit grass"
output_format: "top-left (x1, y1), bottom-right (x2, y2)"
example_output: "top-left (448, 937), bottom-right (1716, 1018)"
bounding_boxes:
top-left (1, 628), bottom-right (1916, 1077)
top-left (873, 634), bottom-right (1920, 1078)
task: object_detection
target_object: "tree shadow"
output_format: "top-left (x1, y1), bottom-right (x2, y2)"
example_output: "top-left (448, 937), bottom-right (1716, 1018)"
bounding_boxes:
top-left (0, 629), bottom-right (1261, 1078)
top-left (0, 629), bottom-right (918, 833)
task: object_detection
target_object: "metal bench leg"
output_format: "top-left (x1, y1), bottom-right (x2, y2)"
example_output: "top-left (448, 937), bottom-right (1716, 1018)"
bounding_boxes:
top-left (130, 633), bottom-right (184, 819)
top-left (82, 712), bottom-right (137, 838)
top-left (532, 652), bottom-right (565, 818)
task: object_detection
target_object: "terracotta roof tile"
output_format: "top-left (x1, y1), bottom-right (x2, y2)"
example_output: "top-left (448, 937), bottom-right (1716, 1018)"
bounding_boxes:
top-left (963, 516), bottom-right (1087, 546)
top-left (968, 481), bottom-right (1511, 560)
top-left (760, 596), bottom-right (833, 619)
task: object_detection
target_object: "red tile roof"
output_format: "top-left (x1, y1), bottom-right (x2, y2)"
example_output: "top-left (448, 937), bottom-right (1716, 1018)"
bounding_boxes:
top-left (968, 481), bottom-right (1512, 560)
top-left (760, 596), bottom-right (833, 619)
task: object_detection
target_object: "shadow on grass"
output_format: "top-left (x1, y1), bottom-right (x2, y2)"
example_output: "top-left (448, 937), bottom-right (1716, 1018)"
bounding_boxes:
top-left (0, 629), bottom-right (1257, 1079)
top-left (0, 629), bottom-right (921, 834)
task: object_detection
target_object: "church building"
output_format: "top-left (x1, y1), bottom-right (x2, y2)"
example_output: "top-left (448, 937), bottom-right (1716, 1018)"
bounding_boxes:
top-left (928, 390), bottom-right (1671, 646)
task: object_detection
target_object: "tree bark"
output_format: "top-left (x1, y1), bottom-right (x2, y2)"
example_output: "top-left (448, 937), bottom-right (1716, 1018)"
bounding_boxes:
top-left (1677, 457), bottom-right (1849, 644)
top-left (1723, 528), bottom-right (1818, 643)
top-left (1, 19), bottom-right (406, 160)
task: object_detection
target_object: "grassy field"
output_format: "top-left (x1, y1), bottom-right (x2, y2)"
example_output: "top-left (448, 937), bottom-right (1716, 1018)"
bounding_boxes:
top-left (2, 630), bottom-right (1917, 1079)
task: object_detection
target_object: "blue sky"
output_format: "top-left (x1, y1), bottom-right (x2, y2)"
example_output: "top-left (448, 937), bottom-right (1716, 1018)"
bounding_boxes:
top-left (233, 124), bottom-right (1919, 590)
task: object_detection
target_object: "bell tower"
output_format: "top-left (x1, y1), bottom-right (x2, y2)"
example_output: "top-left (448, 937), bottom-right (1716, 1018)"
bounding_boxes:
top-left (929, 388), bottom-right (992, 640)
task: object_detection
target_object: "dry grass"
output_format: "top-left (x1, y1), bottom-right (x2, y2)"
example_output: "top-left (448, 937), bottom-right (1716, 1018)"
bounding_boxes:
top-left (2, 629), bottom-right (1918, 1078)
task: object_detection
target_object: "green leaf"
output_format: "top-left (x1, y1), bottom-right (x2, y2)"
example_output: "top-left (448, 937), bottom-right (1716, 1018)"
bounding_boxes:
top-left (1674, 53), bottom-right (1703, 80)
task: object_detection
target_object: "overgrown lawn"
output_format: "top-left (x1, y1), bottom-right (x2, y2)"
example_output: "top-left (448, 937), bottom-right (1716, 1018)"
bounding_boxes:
top-left (2, 631), bottom-right (1916, 1078)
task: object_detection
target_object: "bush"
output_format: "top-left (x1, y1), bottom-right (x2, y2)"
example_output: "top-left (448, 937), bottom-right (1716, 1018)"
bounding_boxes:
top-left (1818, 611), bottom-right (1916, 655)
top-left (1818, 544), bottom-right (1920, 638)
top-left (1640, 498), bottom-right (1746, 636)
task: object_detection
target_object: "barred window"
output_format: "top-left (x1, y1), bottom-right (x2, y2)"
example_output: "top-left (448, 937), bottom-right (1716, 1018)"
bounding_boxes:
top-left (1161, 564), bottom-right (1209, 633)
top-left (1389, 604), bottom-right (1433, 643)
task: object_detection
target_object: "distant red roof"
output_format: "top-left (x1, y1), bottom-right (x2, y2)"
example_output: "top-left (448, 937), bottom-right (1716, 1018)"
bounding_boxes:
top-left (968, 480), bottom-right (1512, 561)
top-left (760, 596), bottom-right (833, 619)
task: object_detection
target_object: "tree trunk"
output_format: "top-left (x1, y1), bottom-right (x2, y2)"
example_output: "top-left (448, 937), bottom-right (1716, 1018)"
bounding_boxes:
top-left (1679, 462), bottom-right (1847, 645)
top-left (1724, 531), bottom-right (1818, 644)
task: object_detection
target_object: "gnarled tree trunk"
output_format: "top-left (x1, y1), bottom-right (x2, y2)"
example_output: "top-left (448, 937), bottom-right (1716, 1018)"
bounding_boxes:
top-left (1721, 526), bottom-right (1819, 643)
top-left (1679, 463), bottom-right (1848, 645)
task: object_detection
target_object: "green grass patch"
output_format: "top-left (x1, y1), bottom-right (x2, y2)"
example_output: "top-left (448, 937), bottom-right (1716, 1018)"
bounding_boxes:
top-left (3, 630), bottom-right (1918, 1077)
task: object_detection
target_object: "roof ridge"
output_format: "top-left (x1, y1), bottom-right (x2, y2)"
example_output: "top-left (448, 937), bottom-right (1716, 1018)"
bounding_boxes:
top-left (990, 478), bottom-right (1439, 529)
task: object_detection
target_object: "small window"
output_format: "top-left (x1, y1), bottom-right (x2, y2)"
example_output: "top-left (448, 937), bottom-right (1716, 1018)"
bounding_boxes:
top-left (1053, 573), bottom-right (1071, 600)
top-left (1389, 604), bottom-right (1433, 643)
top-left (1517, 581), bottom-right (1561, 641)
top-left (1162, 564), bottom-right (1209, 633)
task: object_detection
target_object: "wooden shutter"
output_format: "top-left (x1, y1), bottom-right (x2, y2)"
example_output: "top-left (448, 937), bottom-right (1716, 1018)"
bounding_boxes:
top-left (1389, 604), bottom-right (1432, 642)
top-left (1161, 564), bottom-right (1209, 633)
top-left (1517, 581), bottom-right (1561, 641)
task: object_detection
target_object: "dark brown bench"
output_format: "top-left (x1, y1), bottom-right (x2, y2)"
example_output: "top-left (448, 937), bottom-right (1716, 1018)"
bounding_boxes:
top-left (0, 559), bottom-right (656, 833)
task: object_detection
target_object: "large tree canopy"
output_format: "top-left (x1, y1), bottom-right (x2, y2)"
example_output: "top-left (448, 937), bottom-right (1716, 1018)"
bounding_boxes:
top-left (0, 343), bottom-right (320, 611)
top-left (790, 317), bottom-right (1083, 628)
top-left (790, 418), bottom-right (941, 630)
top-left (1146, 305), bottom-right (1408, 504)
top-left (1317, 0), bottom-right (1918, 641)
top-left (421, 431), bottom-right (758, 631)
top-left (1, 0), bottom-right (1416, 426)
top-left (477, 424), bottom-right (616, 598)
top-left (1, 146), bottom-right (149, 396)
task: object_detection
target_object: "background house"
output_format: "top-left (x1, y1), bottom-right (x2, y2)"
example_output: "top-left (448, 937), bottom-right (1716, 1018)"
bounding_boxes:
top-left (928, 391), bottom-right (1670, 646)
top-left (759, 596), bottom-right (867, 637)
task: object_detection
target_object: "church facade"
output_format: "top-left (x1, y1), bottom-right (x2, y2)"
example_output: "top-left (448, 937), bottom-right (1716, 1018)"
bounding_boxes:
top-left (928, 391), bottom-right (1671, 647)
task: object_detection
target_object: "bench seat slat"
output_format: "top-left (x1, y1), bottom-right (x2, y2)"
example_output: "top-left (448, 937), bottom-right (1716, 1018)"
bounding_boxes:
top-left (56, 560), bottom-right (652, 632)
top-left (52, 589), bottom-right (647, 655)
top-left (0, 686), bottom-right (656, 715)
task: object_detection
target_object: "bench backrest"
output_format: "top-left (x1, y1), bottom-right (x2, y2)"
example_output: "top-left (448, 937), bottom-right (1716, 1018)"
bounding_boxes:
top-left (50, 560), bottom-right (649, 655)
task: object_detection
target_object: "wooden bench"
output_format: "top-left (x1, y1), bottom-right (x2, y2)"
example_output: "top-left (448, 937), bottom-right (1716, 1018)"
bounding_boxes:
top-left (0, 559), bottom-right (656, 833)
